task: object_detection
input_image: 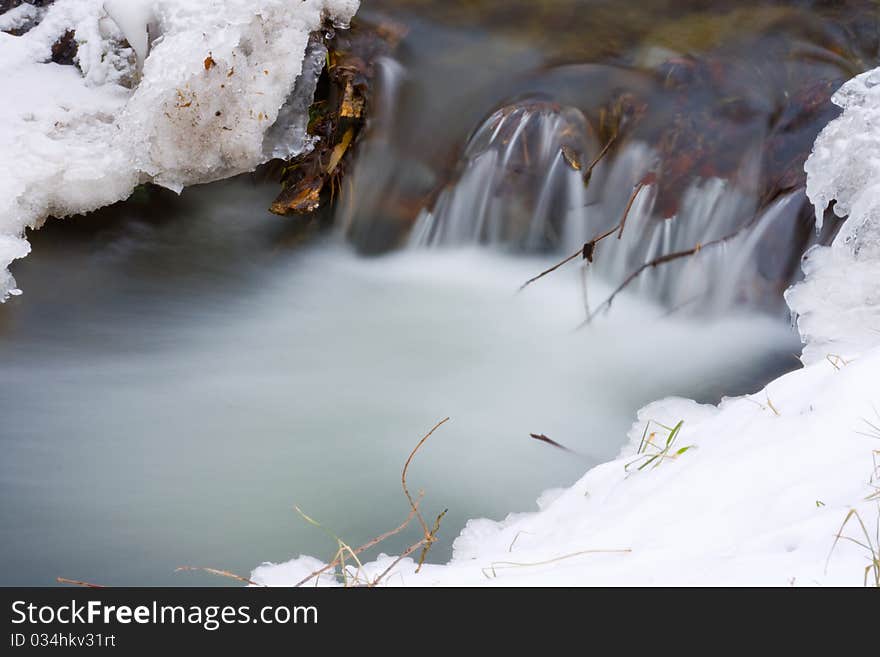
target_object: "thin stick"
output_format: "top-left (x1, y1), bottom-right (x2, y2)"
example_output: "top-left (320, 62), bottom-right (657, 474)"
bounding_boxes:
top-left (402, 417), bottom-right (449, 537)
top-left (175, 567), bottom-right (261, 587)
top-left (583, 189), bottom-right (794, 324)
top-left (295, 418), bottom-right (450, 588)
top-left (529, 433), bottom-right (575, 453)
top-left (581, 245), bottom-right (702, 324)
top-left (415, 508), bottom-right (448, 572)
top-left (370, 539), bottom-right (427, 587)
top-left (617, 181), bottom-right (647, 239)
top-left (519, 224), bottom-right (619, 292)
top-left (583, 136), bottom-right (616, 181)
top-left (508, 530), bottom-right (534, 553)
top-left (293, 495), bottom-right (423, 587)
top-left (482, 548), bottom-right (632, 579)
top-left (56, 577), bottom-right (106, 588)
top-left (519, 249), bottom-right (582, 292)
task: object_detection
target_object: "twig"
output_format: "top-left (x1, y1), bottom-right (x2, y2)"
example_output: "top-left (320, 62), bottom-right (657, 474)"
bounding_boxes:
top-left (617, 180), bottom-right (648, 239)
top-left (295, 417), bottom-right (450, 587)
top-left (56, 577), bottom-right (107, 588)
top-left (519, 224), bottom-right (618, 292)
top-left (416, 508), bottom-right (448, 572)
top-left (582, 136), bottom-right (616, 183)
top-left (482, 548), bottom-right (632, 579)
top-left (508, 530), bottom-right (534, 553)
top-left (519, 172), bottom-right (656, 292)
top-left (293, 493), bottom-right (423, 587)
top-left (175, 567), bottom-right (261, 587)
top-left (402, 417), bottom-right (449, 538)
top-left (369, 538), bottom-right (428, 587)
top-left (529, 433), bottom-right (575, 453)
top-left (519, 249), bottom-right (582, 292)
top-left (583, 244), bottom-right (705, 323)
top-left (582, 190), bottom-right (794, 324)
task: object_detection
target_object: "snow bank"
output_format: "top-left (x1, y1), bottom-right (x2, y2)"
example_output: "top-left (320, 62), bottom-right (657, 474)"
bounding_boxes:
top-left (254, 350), bottom-right (879, 586)
top-left (253, 67), bottom-right (880, 587)
top-left (0, 0), bottom-right (359, 299)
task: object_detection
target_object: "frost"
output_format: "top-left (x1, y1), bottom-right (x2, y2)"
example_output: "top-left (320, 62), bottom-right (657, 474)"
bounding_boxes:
top-left (0, 0), bottom-right (360, 300)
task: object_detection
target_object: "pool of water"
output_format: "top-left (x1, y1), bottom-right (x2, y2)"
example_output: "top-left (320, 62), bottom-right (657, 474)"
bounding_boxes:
top-left (0, 177), bottom-right (800, 585)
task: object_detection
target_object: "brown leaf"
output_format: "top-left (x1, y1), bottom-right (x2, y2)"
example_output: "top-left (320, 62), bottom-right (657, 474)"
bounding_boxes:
top-left (270, 177), bottom-right (324, 215)
top-left (340, 81), bottom-right (365, 119)
top-left (561, 146), bottom-right (582, 171)
top-left (326, 127), bottom-right (355, 175)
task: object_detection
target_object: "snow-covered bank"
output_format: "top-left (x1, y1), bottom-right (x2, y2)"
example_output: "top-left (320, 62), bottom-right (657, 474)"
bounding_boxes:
top-left (0, 0), bottom-right (359, 299)
top-left (256, 353), bottom-right (879, 586)
top-left (252, 69), bottom-right (880, 587)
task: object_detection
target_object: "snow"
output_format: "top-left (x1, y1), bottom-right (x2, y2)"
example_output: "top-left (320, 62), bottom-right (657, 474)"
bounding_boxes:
top-left (0, 0), bottom-right (360, 300)
top-left (252, 67), bottom-right (880, 587)
top-left (0, 3), bottom-right (42, 34)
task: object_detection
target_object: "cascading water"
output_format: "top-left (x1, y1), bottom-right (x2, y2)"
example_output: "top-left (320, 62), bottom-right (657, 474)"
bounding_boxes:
top-left (408, 102), bottom-right (594, 249)
top-left (407, 100), bottom-right (813, 315)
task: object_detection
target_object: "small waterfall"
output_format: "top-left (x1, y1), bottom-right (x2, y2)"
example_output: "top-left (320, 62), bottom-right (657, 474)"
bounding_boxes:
top-left (408, 100), bottom-right (811, 314)
top-left (409, 101), bottom-right (595, 249)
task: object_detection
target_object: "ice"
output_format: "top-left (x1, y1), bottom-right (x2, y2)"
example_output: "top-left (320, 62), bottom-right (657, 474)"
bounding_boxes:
top-left (0, 0), bottom-right (360, 300)
top-left (788, 66), bottom-right (880, 364)
top-left (102, 0), bottom-right (156, 66)
top-left (804, 68), bottom-right (880, 233)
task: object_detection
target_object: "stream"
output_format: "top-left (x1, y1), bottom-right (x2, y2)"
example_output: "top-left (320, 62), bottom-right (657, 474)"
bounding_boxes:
top-left (1, 0), bottom-right (878, 585)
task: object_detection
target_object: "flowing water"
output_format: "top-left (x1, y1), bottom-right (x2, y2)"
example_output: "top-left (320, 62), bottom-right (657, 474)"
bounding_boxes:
top-left (1, 0), bottom-right (878, 585)
top-left (0, 178), bottom-right (799, 586)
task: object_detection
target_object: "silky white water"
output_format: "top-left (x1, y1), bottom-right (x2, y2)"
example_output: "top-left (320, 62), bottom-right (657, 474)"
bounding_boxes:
top-left (0, 178), bottom-right (799, 585)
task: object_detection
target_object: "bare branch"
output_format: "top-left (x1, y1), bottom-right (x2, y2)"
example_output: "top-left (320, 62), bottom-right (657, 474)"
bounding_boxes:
top-left (294, 417), bottom-right (450, 587)
top-left (519, 223), bottom-right (619, 292)
top-left (175, 567), bottom-right (261, 587)
top-left (581, 136), bottom-right (616, 183)
top-left (529, 433), bottom-right (575, 453)
top-left (402, 417), bottom-right (449, 537)
top-left (56, 577), bottom-right (107, 588)
top-left (617, 180), bottom-right (648, 239)
top-left (293, 493), bottom-right (424, 587)
top-left (416, 508), bottom-right (448, 573)
top-left (370, 538), bottom-right (427, 587)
